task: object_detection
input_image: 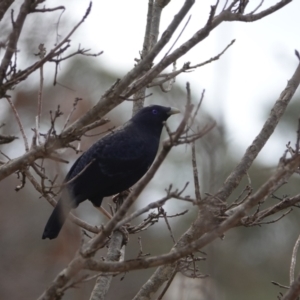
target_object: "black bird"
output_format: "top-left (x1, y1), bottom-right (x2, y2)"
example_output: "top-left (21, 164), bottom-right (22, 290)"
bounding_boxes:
top-left (42, 105), bottom-right (180, 239)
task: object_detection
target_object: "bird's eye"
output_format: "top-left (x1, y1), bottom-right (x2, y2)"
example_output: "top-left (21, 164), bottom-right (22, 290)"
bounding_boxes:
top-left (152, 109), bottom-right (158, 115)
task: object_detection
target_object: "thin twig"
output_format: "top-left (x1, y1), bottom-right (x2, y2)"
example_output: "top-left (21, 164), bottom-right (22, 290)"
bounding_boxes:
top-left (6, 96), bottom-right (29, 151)
top-left (191, 141), bottom-right (201, 203)
top-left (63, 98), bottom-right (82, 131)
top-left (33, 6), bottom-right (65, 13)
top-left (189, 39), bottom-right (235, 69)
top-left (164, 15), bottom-right (192, 58)
top-left (36, 43), bottom-right (46, 145)
top-left (0, 134), bottom-right (18, 144)
top-left (249, 0), bottom-right (264, 14)
top-left (161, 208), bottom-right (176, 244)
top-left (25, 169), bottom-right (99, 234)
top-left (156, 265), bottom-right (178, 300)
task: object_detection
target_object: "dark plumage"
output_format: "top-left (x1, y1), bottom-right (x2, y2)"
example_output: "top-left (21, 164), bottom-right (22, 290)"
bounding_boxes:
top-left (42, 105), bottom-right (180, 239)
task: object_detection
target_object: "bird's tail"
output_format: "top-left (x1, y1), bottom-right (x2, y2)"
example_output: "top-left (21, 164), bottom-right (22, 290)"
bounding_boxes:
top-left (42, 196), bottom-right (74, 240)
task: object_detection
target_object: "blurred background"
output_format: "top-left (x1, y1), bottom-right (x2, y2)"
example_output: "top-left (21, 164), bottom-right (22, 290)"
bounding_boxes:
top-left (1, 1), bottom-right (300, 299)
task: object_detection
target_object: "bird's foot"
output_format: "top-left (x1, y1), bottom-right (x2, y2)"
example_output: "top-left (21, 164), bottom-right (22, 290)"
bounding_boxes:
top-left (112, 189), bottom-right (132, 211)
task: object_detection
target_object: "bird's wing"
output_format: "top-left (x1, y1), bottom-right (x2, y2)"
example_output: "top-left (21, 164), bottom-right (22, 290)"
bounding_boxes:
top-left (64, 152), bottom-right (91, 182)
top-left (65, 124), bottom-right (158, 183)
top-left (92, 126), bottom-right (157, 177)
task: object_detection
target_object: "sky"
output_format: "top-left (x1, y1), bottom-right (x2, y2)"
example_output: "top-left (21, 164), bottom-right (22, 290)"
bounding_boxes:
top-left (65, 0), bottom-right (300, 166)
top-left (3, 0), bottom-right (300, 165)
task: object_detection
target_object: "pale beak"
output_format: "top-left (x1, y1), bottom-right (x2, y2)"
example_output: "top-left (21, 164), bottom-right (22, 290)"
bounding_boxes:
top-left (168, 107), bottom-right (180, 115)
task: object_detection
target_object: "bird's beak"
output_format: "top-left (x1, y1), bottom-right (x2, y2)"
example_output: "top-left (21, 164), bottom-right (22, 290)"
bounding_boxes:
top-left (168, 107), bottom-right (180, 115)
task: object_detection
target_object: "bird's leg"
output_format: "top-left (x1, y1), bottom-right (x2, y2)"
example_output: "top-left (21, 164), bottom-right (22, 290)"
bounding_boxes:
top-left (94, 206), bottom-right (113, 220)
top-left (112, 189), bottom-right (132, 211)
top-left (94, 190), bottom-right (131, 221)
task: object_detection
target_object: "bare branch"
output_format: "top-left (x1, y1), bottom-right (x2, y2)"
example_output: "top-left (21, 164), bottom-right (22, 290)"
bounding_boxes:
top-left (164, 15), bottom-right (192, 58)
top-left (131, 59), bottom-right (300, 299)
top-left (37, 89), bottom-right (206, 298)
top-left (1, 2), bottom-right (298, 298)
top-left (1, 2), bottom-right (93, 92)
top-left (191, 141), bottom-right (201, 202)
top-left (134, 2), bottom-right (171, 102)
top-left (89, 231), bottom-right (124, 300)
top-left (245, 208), bottom-right (292, 226)
top-left (0, 0), bottom-right (14, 21)
top-left (226, 0), bottom-right (292, 22)
top-left (0, 0), bottom-right (35, 85)
top-left (32, 6), bottom-right (65, 13)
top-left (115, 189), bottom-right (186, 230)
top-left (0, 116), bottom-right (109, 182)
top-left (290, 234), bottom-right (300, 285)
top-left (189, 39), bottom-right (235, 69)
top-left (81, 97), bottom-right (193, 258)
top-left (295, 50), bottom-right (300, 62)
top-left (249, 0), bottom-right (264, 14)
top-left (6, 96), bottom-right (29, 151)
top-left (25, 170), bottom-right (100, 235)
top-left (0, 134), bottom-right (18, 144)
top-left (245, 194), bottom-right (300, 224)
top-left (216, 60), bottom-right (300, 202)
top-left (83, 155), bottom-right (300, 275)
top-left (148, 38), bottom-right (235, 88)
top-left (161, 207), bottom-right (176, 244)
top-left (156, 265), bottom-right (178, 300)
top-left (282, 271), bottom-right (300, 300)
top-left (36, 43), bottom-right (46, 145)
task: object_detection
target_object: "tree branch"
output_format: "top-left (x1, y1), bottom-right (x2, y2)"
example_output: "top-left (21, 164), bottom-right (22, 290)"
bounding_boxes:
top-left (37, 96), bottom-right (195, 299)
top-left (131, 57), bottom-right (300, 300)
top-left (83, 154), bottom-right (300, 274)
top-left (0, 0), bottom-right (14, 21)
top-left (216, 61), bottom-right (300, 203)
top-left (0, 0), bottom-right (35, 85)
top-left (89, 231), bottom-right (124, 300)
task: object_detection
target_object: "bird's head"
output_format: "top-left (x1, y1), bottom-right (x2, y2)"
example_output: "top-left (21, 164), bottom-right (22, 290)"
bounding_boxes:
top-left (130, 105), bottom-right (180, 136)
top-left (131, 105), bottom-right (180, 133)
